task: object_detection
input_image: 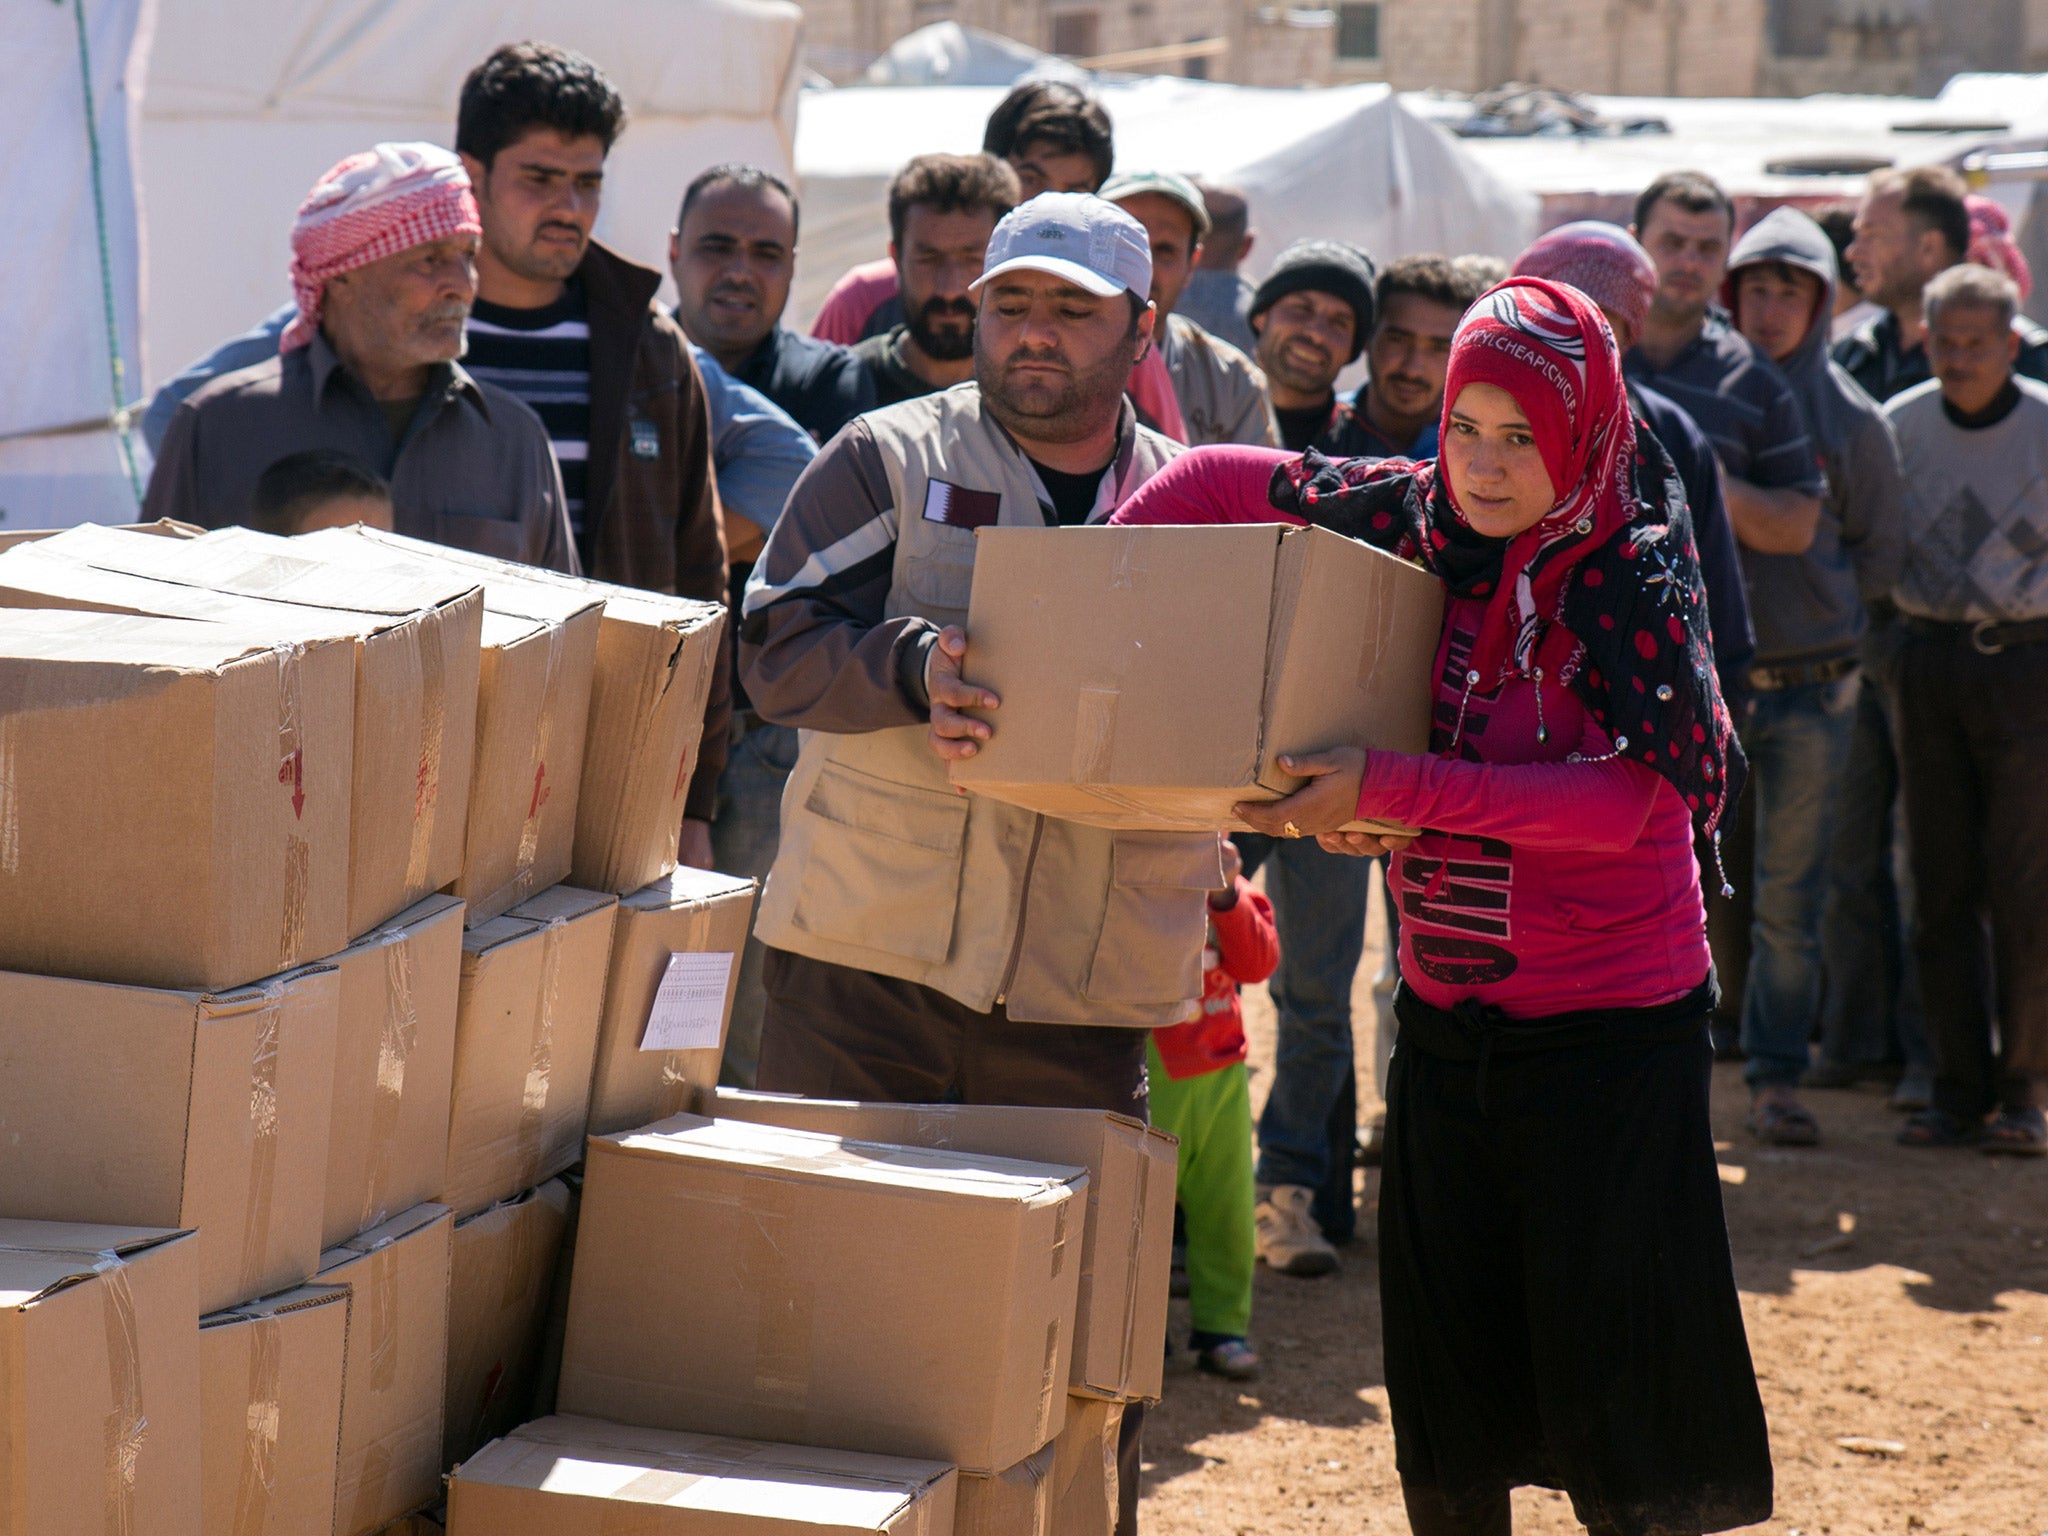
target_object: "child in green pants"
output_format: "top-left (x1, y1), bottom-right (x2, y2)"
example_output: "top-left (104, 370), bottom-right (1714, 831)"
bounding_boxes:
top-left (1149, 837), bottom-right (1278, 1380)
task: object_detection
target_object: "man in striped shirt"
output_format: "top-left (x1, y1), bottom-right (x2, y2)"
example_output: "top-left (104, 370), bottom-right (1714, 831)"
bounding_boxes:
top-left (456, 42), bottom-right (729, 868)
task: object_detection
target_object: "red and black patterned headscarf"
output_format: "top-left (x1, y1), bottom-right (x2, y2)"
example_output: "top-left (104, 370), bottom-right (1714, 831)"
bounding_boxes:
top-left (1272, 276), bottom-right (1746, 840)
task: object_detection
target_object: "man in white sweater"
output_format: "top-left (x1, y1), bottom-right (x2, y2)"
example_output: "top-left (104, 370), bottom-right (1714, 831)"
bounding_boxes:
top-left (1885, 262), bottom-right (2048, 1154)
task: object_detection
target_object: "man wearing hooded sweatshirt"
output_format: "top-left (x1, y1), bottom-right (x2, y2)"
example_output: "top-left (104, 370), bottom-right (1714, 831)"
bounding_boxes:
top-left (1723, 206), bottom-right (1906, 1146)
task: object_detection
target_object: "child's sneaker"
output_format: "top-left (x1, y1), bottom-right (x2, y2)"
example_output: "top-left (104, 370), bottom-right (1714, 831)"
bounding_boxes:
top-left (1194, 1336), bottom-right (1262, 1380)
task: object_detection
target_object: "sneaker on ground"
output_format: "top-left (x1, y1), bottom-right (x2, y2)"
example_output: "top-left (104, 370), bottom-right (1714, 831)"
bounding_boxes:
top-left (1255, 1184), bottom-right (1339, 1277)
top-left (1889, 1067), bottom-right (1934, 1113)
top-left (1197, 1337), bottom-right (1262, 1380)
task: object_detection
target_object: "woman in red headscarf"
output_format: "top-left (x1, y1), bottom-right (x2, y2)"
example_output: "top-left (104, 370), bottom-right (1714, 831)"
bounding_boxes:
top-left (1111, 278), bottom-right (1772, 1536)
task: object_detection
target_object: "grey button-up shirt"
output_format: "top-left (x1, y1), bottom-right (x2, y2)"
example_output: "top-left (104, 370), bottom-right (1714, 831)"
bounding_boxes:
top-left (144, 332), bottom-right (577, 573)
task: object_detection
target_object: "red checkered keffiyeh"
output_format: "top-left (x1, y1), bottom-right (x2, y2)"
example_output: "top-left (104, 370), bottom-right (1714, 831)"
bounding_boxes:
top-left (280, 142), bottom-right (482, 353)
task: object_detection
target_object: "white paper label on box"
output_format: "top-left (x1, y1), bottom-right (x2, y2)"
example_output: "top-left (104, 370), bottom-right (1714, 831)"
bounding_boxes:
top-left (640, 951), bottom-right (735, 1052)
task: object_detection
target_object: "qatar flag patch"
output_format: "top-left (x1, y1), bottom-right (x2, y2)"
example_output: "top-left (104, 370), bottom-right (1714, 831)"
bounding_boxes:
top-left (922, 479), bottom-right (1003, 529)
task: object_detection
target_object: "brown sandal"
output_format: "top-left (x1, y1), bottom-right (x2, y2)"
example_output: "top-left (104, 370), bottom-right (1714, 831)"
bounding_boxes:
top-left (1748, 1097), bottom-right (1820, 1147)
top-left (1980, 1107), bottom-right (2047, 1156)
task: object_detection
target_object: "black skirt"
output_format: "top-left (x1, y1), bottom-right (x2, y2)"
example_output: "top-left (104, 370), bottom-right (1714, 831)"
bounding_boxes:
top-left (1378, 981), bottom-right (1773, 1535)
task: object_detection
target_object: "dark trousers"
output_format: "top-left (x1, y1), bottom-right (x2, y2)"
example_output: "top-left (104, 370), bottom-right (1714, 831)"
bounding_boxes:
top-left (1816, 632), bottom-right (1930, 1073)
top-left (1233, 832), bottom-right (1372, 1240)
top-left (757, 946), bottom-right (1149, 1534)
top-left (1894, 631), bottom-right (2048, 1118)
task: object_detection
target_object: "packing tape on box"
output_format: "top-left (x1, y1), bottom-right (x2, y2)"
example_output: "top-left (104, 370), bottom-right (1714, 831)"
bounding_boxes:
top-left (1114, 1142), bottom-right (1155, 1398)
top-left (1072, 687), bottom-right (1119, 783)
top-left (405, 607), bottom-right (448, 895)
top-left (95, 1255), bottom-right (148, 1536)
top-left (363, 1240), bottom-right (401, 1394)
top-left (349, 1442), bottom-right (394, 1536)
top-left (232, 1316), bottom-right (283, 1535)
top-left (276, 642), bottom-right (310, 968)
top-left (510, 624), bottom-right (567, 905)
top-left (0, 714), bottom-right (20, 878)
top-left (240, 984), bottom-right (286, 1300)
top-left (516, 918), bottom-right (566, 1187)
top-left (734, 1179), bottom-right (813, 1404)
top-left (361, 934), bottom-right (421, 1233)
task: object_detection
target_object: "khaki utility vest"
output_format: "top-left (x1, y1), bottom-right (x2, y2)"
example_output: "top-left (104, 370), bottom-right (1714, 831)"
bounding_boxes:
top-left (755, 385), bottom-right (1222, 1026)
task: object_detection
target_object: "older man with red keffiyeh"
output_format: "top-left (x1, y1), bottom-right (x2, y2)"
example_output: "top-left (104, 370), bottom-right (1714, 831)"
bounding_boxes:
top-left (146, 142), bottom-right (577, 572)
top-left (1112, 277), bottom-right (1772, 1536)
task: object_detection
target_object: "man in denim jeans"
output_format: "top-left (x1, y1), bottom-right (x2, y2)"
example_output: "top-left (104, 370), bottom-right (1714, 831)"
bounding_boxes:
top-left (1234, 834), bottom-right (1374, 1275)
top-left (1720, 208), bottom-right (1905, 1145)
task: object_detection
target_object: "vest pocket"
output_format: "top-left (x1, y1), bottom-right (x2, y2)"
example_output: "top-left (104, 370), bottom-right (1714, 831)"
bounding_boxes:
top-left (1083, 833), bottom-right (1222, 1005)
top-left (791, 761), bottom-right (970, 965)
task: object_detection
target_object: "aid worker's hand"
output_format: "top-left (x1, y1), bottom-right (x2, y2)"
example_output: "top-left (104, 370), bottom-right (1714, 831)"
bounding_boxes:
top-left (1318, 829), bottom-right (1416, 858)
top-left (926, 626), bottom-right (999, 763)
top-left (678, 817), bottom-right (715, 870)
top-left (1234, 748), bottom-right (1369, 841)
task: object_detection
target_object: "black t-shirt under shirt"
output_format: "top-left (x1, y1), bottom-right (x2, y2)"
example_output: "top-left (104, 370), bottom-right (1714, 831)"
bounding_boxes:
top-left (1029, 457), bottom-right (1110, 526)
top-left (1274, 400), bottom-right (1333, 453)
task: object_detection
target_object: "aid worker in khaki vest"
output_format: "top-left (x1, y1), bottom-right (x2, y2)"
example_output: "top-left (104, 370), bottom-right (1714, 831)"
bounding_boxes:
top-left (739, 194), bottom-right (1218, 1534)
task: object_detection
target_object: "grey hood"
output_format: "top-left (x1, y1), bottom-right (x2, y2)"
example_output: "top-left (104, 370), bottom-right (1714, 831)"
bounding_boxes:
top-left (1724, 205), bottom-right (1907, 663)
top-left (1724, 206), bottom-right (1851, 463)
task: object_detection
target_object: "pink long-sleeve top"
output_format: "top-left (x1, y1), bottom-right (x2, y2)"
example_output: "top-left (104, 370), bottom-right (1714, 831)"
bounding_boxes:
top-left (1110, 445), bottom-right (1710, 1020)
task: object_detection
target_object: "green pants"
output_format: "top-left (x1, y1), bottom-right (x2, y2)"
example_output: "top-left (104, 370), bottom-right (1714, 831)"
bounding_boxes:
top-left (1146, 1041), bottom-right (1255, 1339)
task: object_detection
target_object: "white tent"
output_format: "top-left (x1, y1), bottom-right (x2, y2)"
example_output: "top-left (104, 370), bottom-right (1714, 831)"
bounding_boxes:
top-left (3, 0), bottom-right (802, 530)
top-left (0, 0), bottom-right (150, 527)
top-left (792, 77), bottom-right (1540, 324)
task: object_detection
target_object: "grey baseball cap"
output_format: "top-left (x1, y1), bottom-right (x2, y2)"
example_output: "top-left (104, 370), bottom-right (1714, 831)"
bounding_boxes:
top-left (968, 192), bottom-right (1153, 300)
top-left (1100, 170), bottom-right (1212, 239)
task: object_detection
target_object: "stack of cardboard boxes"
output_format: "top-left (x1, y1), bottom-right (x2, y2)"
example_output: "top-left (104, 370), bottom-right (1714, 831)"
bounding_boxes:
top-left (0, 518), bottom-right (1204, 1536)
top-left (0, 522), bottom-right (729, 1536)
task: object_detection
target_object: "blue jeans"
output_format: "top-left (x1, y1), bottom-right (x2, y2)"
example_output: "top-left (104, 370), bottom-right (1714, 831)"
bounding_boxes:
top-left (710, 718), bottom-right (799, 1088)
top-left (1817, 633), bottom-right (1930, 1073)
top-left (1235, 833), bottom-right (1374, 1239)
top-left (1739, 672), bottom-right (1861, 1087)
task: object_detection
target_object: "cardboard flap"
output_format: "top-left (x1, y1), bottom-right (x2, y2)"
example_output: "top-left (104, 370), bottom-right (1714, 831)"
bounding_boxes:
top-left (0, 1221), bottom-right (190, 1306)
top-left (611, 1114), bottom-right (1089, 1200)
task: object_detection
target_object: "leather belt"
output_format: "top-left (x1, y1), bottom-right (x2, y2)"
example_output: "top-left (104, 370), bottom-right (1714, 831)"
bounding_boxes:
top-left (1745, 652), bottom-right (1859, 692)
top-left (1902, 613), bottom-right (2048, 655)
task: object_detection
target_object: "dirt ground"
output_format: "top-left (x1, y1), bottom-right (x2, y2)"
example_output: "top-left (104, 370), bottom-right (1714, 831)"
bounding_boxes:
top-left (1139, 890), bottom-right (2048, 1535)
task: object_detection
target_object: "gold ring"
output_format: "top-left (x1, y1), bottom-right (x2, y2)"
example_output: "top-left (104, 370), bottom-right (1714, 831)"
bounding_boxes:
top-left (1283, 821), bottom-right (1302, 839)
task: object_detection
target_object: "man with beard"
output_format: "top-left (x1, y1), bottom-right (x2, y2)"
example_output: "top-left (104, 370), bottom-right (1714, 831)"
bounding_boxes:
top-left (741, 194), bottom-right (1204, 1536)
top-left (670, 164), bottom-right (876, 443)
top-left (850, 154), bottom-right (1020, 407)
top-left (145, 141), bottom-right (575, 571)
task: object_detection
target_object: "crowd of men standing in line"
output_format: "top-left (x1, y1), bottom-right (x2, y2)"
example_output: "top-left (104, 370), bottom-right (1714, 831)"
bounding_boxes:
top-left (130, 38), bottom-right (2048, 1532)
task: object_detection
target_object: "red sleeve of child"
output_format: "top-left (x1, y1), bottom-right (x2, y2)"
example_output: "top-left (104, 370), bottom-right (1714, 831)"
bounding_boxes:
top-left (1108, 444), bottom-right (1300, 527)
top-left (1208, 876), bottom-right (1279, 986)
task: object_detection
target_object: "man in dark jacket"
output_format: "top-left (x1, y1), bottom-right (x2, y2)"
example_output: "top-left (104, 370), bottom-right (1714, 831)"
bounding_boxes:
top-left (456, 42), bottom-right (729, 865)
top-left (1724, 208), bottom-right (1907, 1144)
top-left (670, 164), bottom-right (876, 444)
top-left (1836, 165), bottom-right (2048, 404)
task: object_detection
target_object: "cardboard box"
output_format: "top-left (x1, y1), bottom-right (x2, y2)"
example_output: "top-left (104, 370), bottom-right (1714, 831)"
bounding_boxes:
top-left (0, 517), bottom-right (195, 553)
top-left (948, 523), bottom-right (1444, 834)
top-left (317, 1203), bottom-right (454, 1536)
top-left (200, 1283), bottom-right (350, 1536)
top-left (560, 1114), bottom-right (1085, 1473)
top-left (324, 894), bottom-right (465, 1249)
top-left (587, 868), bottom-right (757, 1137)
top-left (1048, 1396), bottom-right (1122, 1536)
top-left (0, 606), bottom-right (355, 989)
top-left (446, 886), bottom-right (618, 1218)
top-left (444, 1179), bottom-right (574, 1468)
top-left (954, 1443), bottom-right (1054, 1536)
top-left (313, 526), bottom-right (727, 895)
top-left (4, 522), bottom-right (486, 936)
top-left (446, 1415), bottom-right (956, 1534)
top-left (296, 526), bottom-right (609, 922)
top-left (954, 1396), bottom-right (1119, 1536)
top-left (703, 1090), bottom-right (1176, 1402)
top-left (0, 961), bottom-right (341, 1313)
top-left (0, 1220), bottom-right (202, 1536)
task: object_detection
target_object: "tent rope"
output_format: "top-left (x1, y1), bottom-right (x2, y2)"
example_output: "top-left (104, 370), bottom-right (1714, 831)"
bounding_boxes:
top-left (65, 0), bottom-right (144, 503)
